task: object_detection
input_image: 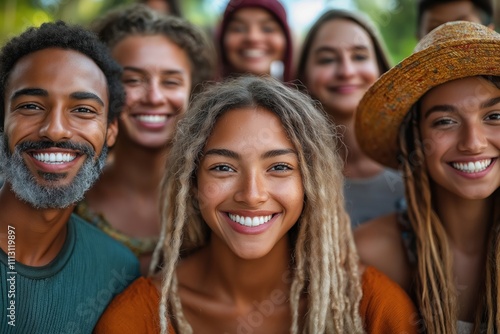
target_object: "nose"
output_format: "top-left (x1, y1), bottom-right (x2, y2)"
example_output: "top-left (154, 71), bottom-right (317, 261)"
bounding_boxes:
top-left (457, 122), bottom-right (488, 153)
top-left (246, 26), bottom-right (263, 42)
top-left (337, 57), bottom-right (356, 78)
top-left (38, 107), bottom-right (72, 141)
top-left (143, 80), bottom-right (166, 106)
top-left (234, 171), bottom-right (269, 206)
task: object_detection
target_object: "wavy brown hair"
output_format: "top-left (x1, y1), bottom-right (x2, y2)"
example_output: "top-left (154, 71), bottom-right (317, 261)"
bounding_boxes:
top-left (91, 4), bottom-right (215, 96)
top-left (398, 75), bottom-right (500, 334)
top-left (150, 76), bottom-right (364, 333)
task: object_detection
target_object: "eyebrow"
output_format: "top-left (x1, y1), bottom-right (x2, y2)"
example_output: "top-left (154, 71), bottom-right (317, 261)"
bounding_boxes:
top-left (123, 66), bottom-right (184, 76)
top-left (423, 104), bottom-right (456, 118)
top-left (11, 88), bottom-right (104, 106)
top-left (314, 45), bottom-right (369, 54)
top-left (70, 92), bottom-right (104, 106)
top-left (423, 96), bottom-right (500, 118)
top-left (481, 96), bottom-right (500, 109)
top-left (204, 148), bottom-right (297, 159)
top-left (11, 88), bottom-right (48, 100)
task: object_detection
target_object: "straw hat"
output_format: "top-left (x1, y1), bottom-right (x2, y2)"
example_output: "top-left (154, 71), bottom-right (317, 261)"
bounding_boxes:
top-left (355, 21), bottom-right (500, 169)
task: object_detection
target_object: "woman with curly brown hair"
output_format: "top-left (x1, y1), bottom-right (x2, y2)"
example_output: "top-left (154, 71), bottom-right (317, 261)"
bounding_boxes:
top-left (94, 76), bottom-right (418, 334)
top-left (75, 4), bottom-right (215, 275)
top-left (355, 21), bottom-right (500, 333)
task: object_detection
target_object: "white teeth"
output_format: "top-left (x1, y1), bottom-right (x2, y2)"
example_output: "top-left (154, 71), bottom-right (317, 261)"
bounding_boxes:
top-left (451, 159), bottom-right (492, 173)
top-left (228, 213), bottom-right (273, 227)
top-left (243, 49), bottom-right (265, 58)
top-left (33, 152), bottom-right (76, 164)
top-left (135, 114), bottom-right (167, 123)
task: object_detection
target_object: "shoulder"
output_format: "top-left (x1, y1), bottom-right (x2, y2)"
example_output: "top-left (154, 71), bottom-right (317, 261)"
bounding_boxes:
top-left (354, 213), bottom-right (401, 254)
top-left (71, 213), bottom-right (135, 258)
top-left (360, 266), bottom-right (419, 334)
top-left (69, 213), bottom-right (140, 277)
top-left (94, 277), bottom-right (163, 334)
top-left (354, 213), bottom-right (412, 292)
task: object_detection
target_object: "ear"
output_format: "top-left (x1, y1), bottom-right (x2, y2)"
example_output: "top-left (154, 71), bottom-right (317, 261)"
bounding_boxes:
top-left (106, 119), bottom-right (118, 147)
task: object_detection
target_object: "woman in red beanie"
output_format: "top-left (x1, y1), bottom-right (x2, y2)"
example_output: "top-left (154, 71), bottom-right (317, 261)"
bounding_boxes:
top-left (216, 0), bottom-right (294, 82)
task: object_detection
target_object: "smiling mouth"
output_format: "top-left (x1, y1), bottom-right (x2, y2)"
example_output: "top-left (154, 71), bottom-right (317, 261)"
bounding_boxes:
top-left (450, 159), bottom-right (493, 173)
top-left (228, 213), bottom-right (274, 227)
top-left (32, 152), bottom-right (77, 164)
top-left (242, 49), bottom-right (266, 59)
top-left (134, 114), bottom-right (169, 124)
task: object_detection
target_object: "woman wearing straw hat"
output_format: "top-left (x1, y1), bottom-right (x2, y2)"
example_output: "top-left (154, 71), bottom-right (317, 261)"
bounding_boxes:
top-left (354, 21), bottom-right (500, 333)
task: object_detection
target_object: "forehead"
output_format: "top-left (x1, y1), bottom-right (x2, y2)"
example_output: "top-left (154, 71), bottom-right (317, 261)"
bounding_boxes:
top-left (205, 107), bottom-right (293, 150)
top-left (421, 76), bottom-right (499, 108)
top-left (422, 1), bottom-right (480, 23)
top-left (5, 48), bottom-right (108, 104)
top-left (312, 18), bottom-right (374, 49)
top-left (112, 35), bottom-right (191, 73)
top-left (230, 7), bottom-right (278, 24)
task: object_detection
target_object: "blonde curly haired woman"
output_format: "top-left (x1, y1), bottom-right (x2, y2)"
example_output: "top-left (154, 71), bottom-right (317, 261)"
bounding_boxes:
top-left (95, 76), bottom-right (417, 333)
top-left (355, 21), bottom-right (500, 334)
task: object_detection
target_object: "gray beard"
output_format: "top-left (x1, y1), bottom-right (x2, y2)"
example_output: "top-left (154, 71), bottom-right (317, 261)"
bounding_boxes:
top-left (0, 133), bottom-right (107, 209)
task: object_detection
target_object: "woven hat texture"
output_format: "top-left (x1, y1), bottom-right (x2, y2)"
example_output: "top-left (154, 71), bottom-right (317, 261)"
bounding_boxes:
top-left (355, 21), bottom-right (500, 169)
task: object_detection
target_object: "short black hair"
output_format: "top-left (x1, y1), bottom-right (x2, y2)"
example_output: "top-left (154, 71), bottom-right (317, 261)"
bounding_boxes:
top-left (417, 0), bottom-right (494, 30)
top-left (0, 21), bottom-right (125, 130)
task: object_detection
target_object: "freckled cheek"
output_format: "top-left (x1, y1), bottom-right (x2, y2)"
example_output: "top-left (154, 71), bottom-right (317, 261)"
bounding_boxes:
top-left (124, 87), bottom-right (147, 109)
top-left (273, 178), bottom-right (304, 209)
top-left (196, 175), bottom-right (234, 209)
top-left (168, 89), bottom-right (190, 112)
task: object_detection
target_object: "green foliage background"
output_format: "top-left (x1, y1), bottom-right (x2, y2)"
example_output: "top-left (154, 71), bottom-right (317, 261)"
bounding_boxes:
top-left (4, 0), bottom-right (495, 65)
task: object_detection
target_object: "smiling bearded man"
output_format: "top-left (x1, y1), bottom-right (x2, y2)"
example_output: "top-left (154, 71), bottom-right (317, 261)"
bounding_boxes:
top-left (0, 22), bottom-right (140, 334)
top-left (0, 135), bottom-right (108, 209)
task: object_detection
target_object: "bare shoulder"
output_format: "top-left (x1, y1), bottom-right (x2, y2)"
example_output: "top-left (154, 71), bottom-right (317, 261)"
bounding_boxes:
top-left (354, 213), bottom-right (412, 293)
top-left (354, 213), bottom-right (402, 251)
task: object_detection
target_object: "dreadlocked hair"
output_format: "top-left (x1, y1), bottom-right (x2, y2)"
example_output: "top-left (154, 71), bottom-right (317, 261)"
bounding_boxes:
top-left (150, 76), bottom-right (364, 333)
top-left (398, 76), bottom-right (500, 333)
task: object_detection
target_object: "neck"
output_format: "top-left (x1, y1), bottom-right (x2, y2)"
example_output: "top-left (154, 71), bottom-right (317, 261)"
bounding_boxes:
top-left (0, 183), bottom-right (72, 266)
top-left (328, 112), bottom-right (384, 179)
top-left (434, 187), bottom-right (493, 255)
top-left (108, 137), bottom-right (169, 193)
top-left (204, 234), bottom-right (292, 304)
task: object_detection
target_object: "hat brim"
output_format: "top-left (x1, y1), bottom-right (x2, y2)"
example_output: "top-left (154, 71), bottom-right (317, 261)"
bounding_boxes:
top-left (355, 39), bottom-right (500, 169)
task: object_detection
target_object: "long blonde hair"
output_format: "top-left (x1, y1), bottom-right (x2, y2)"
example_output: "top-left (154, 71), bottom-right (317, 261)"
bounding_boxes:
top-left (150, 76), bottom-right (364, 333)
top-left (398, 76), bottom-right (500, 334)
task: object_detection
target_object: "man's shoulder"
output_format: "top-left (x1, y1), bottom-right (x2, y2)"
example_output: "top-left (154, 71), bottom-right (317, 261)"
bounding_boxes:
top-left (70, 213), bottom-right (140, 266)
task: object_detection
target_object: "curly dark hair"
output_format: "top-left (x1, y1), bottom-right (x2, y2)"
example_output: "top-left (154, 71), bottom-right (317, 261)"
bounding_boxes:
top-left (92, 4), bottom-right (215, 96)
top-left (0, 21), bottom-right (125, 130)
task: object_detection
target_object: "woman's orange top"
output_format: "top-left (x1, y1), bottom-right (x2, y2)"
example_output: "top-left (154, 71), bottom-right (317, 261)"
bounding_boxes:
top-left (94, 266), bottom-right (418, 333)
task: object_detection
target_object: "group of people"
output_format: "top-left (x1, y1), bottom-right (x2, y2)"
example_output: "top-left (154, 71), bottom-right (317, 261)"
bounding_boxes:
top-left (0, 0), bottom-right (498, 333)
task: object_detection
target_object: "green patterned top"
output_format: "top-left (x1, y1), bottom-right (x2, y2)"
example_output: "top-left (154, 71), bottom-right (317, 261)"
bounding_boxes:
top-left (74, 201), bottom-right (158, 257)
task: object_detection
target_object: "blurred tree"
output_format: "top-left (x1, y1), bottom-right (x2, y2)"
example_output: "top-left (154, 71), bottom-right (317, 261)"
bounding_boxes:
top-left (0, 0), bottom-right (136, 44)
top-left (355, 0), bottom-right (417, 63)
top-left (1, 0), bottom-right (419, 65)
